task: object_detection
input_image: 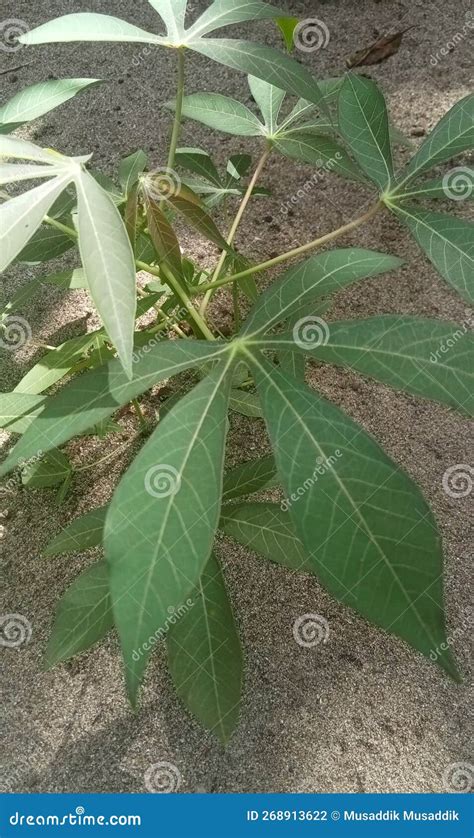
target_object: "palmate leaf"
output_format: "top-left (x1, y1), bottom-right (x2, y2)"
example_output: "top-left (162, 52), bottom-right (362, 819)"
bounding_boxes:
top-left (248, 74), bottom-right (285, 133)
top-left (19, 8), bottom-right (327, 109)
top-left (338, 73), bottom-right (393, 191)
top-left (220, 502), bottom-right (310, 571)
top-left (21, 448), bottom-right (71, 489)
top-left (0, 79), bottom-right (101, 133)
top-left (0, 341), bottom-right (230, 478)
top-left (267, 316), bottom-right (474, 415)
top-left (175, 148), bottom-right (221, 186)
top-left (14, 334), bottom-right (98, 396)
top-left (167, 551), bottom-right (243, 742)
top-left (105, 362), bottom-right (233, 702)
top-left (45, 561), bottom-right (113, 667)
top-left (251, 355), bottom-right (458, 679)
top-left (240, 249), bottom-right (403, 336)
top-left (391, 204), bottom-right (474, 303)
top-left (222, 454), bottom-right (277, 500)
top-left (396, 174), bottom-right (474, 202)
top-left (0, 135), bottom-right (66, 165)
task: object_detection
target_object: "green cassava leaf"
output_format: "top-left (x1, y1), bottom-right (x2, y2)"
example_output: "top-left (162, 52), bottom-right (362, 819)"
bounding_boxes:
top-left (189, 39), bottom-right (326, 109)
top-left (21, 448), bottom-right (71, 488)
top-left (148, 0), bottom-right (188, 39)
top-left (273, 133), bottom-right (364, 182)
top-left (14, 334), bottom-right (98, 395)
top-left (75, 169), bottom-right (137, 378)
top-left (395, 173), bottom-right (474, 202)
top-left (222, 454), bottom-right (278, 500)
top-left (144, 193), bottom-right (183, 278)
top-left (0, 341), bottom-right (230, 478)
top-left (41, 268), bottom-right (87, 290)
top-left (45, 561), bottom-right (113, 667)
top-left (118, 149), bottom-right (148, 196)
top-left (0, 79), bottom-right (102, 132)
top-left (167, 551), bottom-right (242, 742)
top-left (19, 14), bottom-right (165, 46)
top-left (44, 505), bottom-right (108, 556)
top-left (240, 249), bottom-right (403, 336)
top-left (400, 93), bottom-right (474, 186)
top-left (186, 0), bottom-right (289, 39)
top-left (175, 147), bottom-right (222, 186)
top-left (390, 204), bottom-right (474, 303)
top-left (105, 362), bottom-right (233, 703)
top-left (173, 92), bottom-right (263, 136)
top-left (248, 74), bottom-right (285, 133)
top-left (252, 355), bottom-right (458, 679)
top-left (220, 502), bottom-right (310, 571)
top-left (275, 16), bottom-right (298, 51)
top-left (268, 317), bottom-right (474, 414)
top-left (229, 389), bottom-right (263, 417)
top-left (0, 174), bottom-right (72, 272)
top-left (0, 393), bottom-right (47, 434)
top-left (339, 73), bottom-right (393, 190)
top-left (167, 188), bottom-right (231, 251)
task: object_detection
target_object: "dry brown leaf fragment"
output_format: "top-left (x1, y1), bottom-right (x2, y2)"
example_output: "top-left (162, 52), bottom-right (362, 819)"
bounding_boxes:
top-left (346, 27), bottom-right (414, 68)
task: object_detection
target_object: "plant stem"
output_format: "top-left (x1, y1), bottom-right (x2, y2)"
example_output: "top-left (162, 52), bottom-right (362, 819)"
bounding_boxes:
top-left (199, 145), bottom-right (272, 316)
top-left (45, 215), bottom-right (77, 238)
top-left (132, 398), bottom-right (148, 431)
top-left (195, 199), bottom-right (384, 295)
top-left (160, 264), bottom-right (215, 340)
top-left (161, 47), bottom-right (185, 210)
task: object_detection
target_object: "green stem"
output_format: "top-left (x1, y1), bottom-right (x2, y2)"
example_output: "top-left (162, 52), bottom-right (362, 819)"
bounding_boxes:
top-left (161, 264), bottom-right (215, 341)
top-left (132, 398), bottom-right (148, 431)
top-left (199, 145), bottom-right (272, 316)
top-left (161, 47), bottom-right (185, 210)
top-left (45, 215), bottom-right (77, 238)
top-left (195, 199), bottom-right (384, 295)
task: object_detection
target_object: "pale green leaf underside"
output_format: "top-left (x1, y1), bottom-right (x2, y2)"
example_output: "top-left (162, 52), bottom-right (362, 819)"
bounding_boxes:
top-left (19, 14), bottom-right (165, 46)
top-left (0, 341), bottom-right (229, 479)
top-left (14, 334), bottom-right (98, 396)
top-left (176, 93), bottom-right (264, 136)
top-left (45, 561), bottom-right (113, 667)
top-left (105, 363), bottom-right (232, 702)
top-left (248, 74), bottom-right (285, 133)
top-left (167, 551), bottom-right (243, 742)
top-left (269, 316), bottom-right (474, 415)
top-left (220, 502), bottom-right (310, 571)
top-left (0, 79), bottom-right (101, 130)
top-left (402, 93), bottom-right (474, 184)
top-left (392, 204), bottom-right (474, 303)
top-left (240, 248), bottom-right (403, 336)
top-left (339, 73), bottom-right (393, 190)
top-left (75, 170), bottom-right (137, 379)
top-left (252, 356), bottom-right (458, 678)
top-left (186, 0), bottom-right (288, 40)
top-left (0, 393), bottom-right (47, 434)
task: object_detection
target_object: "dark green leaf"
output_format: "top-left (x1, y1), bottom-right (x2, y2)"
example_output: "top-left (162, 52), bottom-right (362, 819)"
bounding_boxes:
top-left (339, 73), bottom-right (393, 190)
top-left (44, 506), bottom-right (108, 556)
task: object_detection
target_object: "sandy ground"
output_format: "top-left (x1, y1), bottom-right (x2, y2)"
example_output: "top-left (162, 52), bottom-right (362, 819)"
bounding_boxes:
top-left (1, 0), bottom-right (473, 794)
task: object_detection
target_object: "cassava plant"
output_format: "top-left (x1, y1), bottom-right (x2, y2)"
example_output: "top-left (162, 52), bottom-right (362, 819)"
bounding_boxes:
top-left (1, 2), bottom-right (473, 743)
